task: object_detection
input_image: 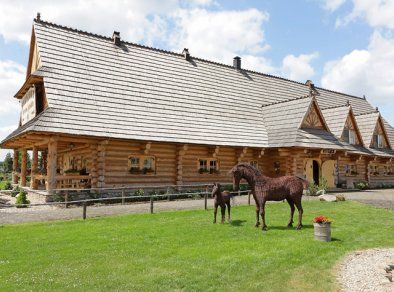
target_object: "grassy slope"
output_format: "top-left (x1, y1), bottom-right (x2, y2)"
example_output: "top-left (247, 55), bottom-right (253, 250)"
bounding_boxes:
top-left (0, 201), bottom-right (393, 291)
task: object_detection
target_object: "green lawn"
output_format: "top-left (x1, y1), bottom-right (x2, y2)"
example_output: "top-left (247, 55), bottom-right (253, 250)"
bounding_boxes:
top-left (0, 201), bottom-right (393, 291)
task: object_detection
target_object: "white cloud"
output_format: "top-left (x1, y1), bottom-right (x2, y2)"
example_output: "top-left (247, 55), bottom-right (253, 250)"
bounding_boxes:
top-left (0, 60), bottom-right (24, 115)
top-left (323, 0), bottom-right (347, 12)
top-left (281, 52), bottom-right (319, 82)
top-left (0, 0), bottom-right (189, 44)
top-left (169, 8), bottom-right (271, 71)
top-left (336, 0), bottom-right (394, 29)
top-left (321, 31), bottom-right (394, 104)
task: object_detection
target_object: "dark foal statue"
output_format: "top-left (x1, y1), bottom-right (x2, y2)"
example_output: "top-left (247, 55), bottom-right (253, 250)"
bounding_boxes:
top-left (211, 183), bottom-right (232, 224)
top-left (230, 163), bottom-right (308, 231)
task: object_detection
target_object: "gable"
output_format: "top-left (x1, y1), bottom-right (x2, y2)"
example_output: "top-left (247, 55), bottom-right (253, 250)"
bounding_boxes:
top-left (341, 109), bottom-right (363, 145)
top-left (301, 100), bottom-right (328, 131)
top-left (371, 118), bottom-right (391, 149)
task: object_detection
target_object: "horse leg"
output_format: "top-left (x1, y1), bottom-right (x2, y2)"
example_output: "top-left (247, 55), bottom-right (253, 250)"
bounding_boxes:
top-left (253, 194), bottom-right (260, 227)
top-left (220, 205), bottom-right (226, 224)
top-left (226, 201), bottom-right (231, 222)
top-left (213, 203), bottom-right (218, 224)
top-left (260, 200), bottom-right (267, 231)
top-left (286, 198), bottom-right (295, 227)
top-left (295, 200), bottom-right (303, 230)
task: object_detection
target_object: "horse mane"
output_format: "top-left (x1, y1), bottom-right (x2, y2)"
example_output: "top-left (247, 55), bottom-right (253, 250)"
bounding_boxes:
top-left (229, 163), bottom-right (263, 177)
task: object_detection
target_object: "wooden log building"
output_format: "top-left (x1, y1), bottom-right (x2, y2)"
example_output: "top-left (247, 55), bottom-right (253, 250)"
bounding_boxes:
top-left (1, 15), bottom-right (394, 194)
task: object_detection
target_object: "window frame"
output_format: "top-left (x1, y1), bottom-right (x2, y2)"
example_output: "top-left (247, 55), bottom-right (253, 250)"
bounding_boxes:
top-left (345, 164), bottom-right (357, 176)
top-left (198, 158), bottom-right (219, 174)
top-left (128, 155), bottom-right (156, 175)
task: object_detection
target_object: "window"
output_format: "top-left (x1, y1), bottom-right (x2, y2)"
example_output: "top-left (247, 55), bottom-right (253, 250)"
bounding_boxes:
top-left (250, 161), bottom-right (258, 169)
top-left (128, 155), bottom-right (155, 174)
top-left (372, 134), bottom-right (384, 148)
top-left (345, 164), bottom-right (357, 176)
top-left (384, 165), bottom-right (393, 176)
top-left (342, 129), bottom-right (356, 144)
top-left (369, 164), bottom-right (379, 176)
top-left (198, 158), bottom-right (219, 174)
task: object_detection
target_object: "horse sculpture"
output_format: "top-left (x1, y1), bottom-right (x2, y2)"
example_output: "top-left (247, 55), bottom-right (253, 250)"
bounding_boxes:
top-left (211, 183), bottom-right (232, 224)
top-left (230, 163), bottom-right (308, 231)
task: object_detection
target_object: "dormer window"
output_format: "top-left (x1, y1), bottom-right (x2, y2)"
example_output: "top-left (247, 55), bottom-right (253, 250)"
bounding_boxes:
top-left (372, 134), bottom-right (383, 148)
top-left (343, 129), bottom-right (356, 145)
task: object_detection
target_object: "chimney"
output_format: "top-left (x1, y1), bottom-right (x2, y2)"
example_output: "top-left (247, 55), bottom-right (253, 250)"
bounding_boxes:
top-left (305, 80), bottom-right (320, 97)
top-left (112, 31), bottom-right (121, 46)
top-left (376, 107), bottom-right (379, 112)
top-left (346, 100), bottom-right (350, 106)
top-left (36, 12), bottom-right (41, 21)
top-left (233, 56), bottom-right (241, 70)
top-left (182, 48), bottom-right (191, 61)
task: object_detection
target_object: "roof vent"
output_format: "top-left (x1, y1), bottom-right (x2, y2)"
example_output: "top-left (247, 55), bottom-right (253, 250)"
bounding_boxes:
top-left (376, 107), bottom-right (379, 112)
top-left (346, 100), bottom-right (350, 106)
top-left (112, 31), bottom-right (121, 46)
top-left (233, 56), bottom-right (241, 70)
top-left (182, 48), bottom-right (191, 61)
top-left (36, 12), bottom-right (41, 21)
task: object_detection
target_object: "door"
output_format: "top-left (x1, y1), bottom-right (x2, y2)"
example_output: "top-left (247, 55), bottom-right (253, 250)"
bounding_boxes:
top-left (322, 160), bottom-right (336, 188)
top-left (305, 159), bottom-right (320, 185)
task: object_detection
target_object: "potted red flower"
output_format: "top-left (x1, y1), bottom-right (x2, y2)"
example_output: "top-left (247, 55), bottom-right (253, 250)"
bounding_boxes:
top-left (313, 215), bottom-right (332, 242)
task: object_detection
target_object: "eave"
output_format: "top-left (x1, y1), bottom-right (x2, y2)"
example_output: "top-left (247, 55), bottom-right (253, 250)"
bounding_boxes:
top-left (14, 74), bottom-right (43, 99)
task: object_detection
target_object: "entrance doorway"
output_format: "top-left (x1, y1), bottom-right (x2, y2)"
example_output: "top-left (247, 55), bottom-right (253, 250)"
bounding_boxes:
top-left (305, 159), bottom-right (320, 185)
top-left (312, 160), bottom-right (319, 185)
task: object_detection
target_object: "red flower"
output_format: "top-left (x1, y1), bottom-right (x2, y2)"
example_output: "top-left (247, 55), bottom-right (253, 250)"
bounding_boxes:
top-left (313, 215), bottom-right (332, 223)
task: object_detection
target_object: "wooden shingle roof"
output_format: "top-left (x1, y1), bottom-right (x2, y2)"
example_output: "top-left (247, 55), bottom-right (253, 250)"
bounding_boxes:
top-left (2, 19), bottom-right (393, 155)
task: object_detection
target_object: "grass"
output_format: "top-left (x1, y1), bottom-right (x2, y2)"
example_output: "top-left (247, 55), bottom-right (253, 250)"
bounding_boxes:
top-left (0, 201), bottom-right (393, 291)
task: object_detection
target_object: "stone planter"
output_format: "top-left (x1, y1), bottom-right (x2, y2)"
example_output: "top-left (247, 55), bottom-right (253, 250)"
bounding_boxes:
top-left (314, 222), bottom-right (331, 242)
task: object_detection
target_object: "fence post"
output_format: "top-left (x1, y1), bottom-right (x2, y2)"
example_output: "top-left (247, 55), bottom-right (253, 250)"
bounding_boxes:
top-left (121, 188), bottom-right (125, 205)
top-left (248, 191), bottom-right (251, 205)
top-left (82, 201), bottom-right (87, 220)
top-left (65, 191), bottom-right (69, 208)
top-left (150, 195), bottom-right (154, 214)
top-left (204, 185), bottom-right (209, 210)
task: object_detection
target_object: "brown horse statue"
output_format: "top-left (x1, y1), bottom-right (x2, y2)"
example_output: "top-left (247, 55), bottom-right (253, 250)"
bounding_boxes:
top-left (211, 183), bottom-right (232, 224)
top-left (230, 163), bottom-right (308, 231)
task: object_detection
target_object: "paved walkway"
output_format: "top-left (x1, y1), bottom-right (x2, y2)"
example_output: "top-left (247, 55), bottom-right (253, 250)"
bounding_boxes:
top-left (0, 190), bottom-right (392, 225)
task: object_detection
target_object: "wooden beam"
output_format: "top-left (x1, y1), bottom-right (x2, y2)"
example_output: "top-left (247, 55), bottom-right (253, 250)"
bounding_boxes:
top-left (237, 147), bottom-right (248, 162)
top-left (47, 139), bottom-right (58, 192)
top-left (20, 149), bottom-right (27, 187)
top-left (12, 150), bottom-right (19, 184)
top-left (176, 144), bottom-right (188, 186)
top-left (30, 146), bottom-right (38, 189)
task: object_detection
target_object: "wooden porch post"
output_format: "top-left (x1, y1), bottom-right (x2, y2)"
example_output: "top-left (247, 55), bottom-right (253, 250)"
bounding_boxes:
top-left (47, 137), bottom-right (58, 192)
top-left (97, 140), bottom-right (108, 188)
top-left (30, 146), bottom-right (38, 189)
top-left (12, 149), bottom-right (19, 184)
top-left (90, 144), bottom-right (98, 189)
top-left (176, 145), bottom-right (188, 187)
top-left (20, 149), bottom-right (27, 187)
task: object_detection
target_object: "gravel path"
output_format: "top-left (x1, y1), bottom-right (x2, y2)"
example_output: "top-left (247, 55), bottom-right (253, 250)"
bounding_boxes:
top-left (338, 248), bottom-right (394, 292)
top-left (340, 189), bottom-right (394, 210)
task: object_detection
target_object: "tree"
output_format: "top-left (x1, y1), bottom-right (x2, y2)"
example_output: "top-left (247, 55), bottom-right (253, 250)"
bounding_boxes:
top-left (3, 152), bottom-right (13, 173)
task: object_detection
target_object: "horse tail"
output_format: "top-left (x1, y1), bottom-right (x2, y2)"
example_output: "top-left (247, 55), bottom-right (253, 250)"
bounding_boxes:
top-left (296, 176), bottom-right (309, 189)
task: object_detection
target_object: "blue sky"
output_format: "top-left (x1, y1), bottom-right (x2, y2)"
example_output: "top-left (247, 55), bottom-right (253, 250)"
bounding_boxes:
top-left (0, 0), bottom-right (393, 159)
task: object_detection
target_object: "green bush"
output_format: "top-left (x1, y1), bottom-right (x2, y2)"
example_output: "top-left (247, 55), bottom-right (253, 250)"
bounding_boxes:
top-left (15, 190), bottom-right (30, 208)
top-left (354, 181), bottom-right (369, 190)
top-left (133, 189), bottom-right (144, 196)
top-left (3, 181), bottom-right (12, 190)
top-left (307, 183), bottom-right (319, 196)
top-left (11, 186), bottom-right (21, 197)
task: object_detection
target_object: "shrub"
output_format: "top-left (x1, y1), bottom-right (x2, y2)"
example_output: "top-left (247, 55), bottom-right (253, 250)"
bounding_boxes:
top-left (133, 189), bottom-right (144, 196)
top-left (15, 190), bottom-right (30, 208)
top-left (354, 181), bottom-right (369, 190)
top-left (223, 184), bottom-right (234, 192)
top-left (307, 183), bottom-right (320, 196)
top-left (11, 186), bottom-right (21, 197)
top-left (3, 181), bottom-right (12, 190)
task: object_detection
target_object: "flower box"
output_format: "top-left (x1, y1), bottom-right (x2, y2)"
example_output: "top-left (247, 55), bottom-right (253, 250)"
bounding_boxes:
top-left (313, 216), bottom-right (332, 242)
